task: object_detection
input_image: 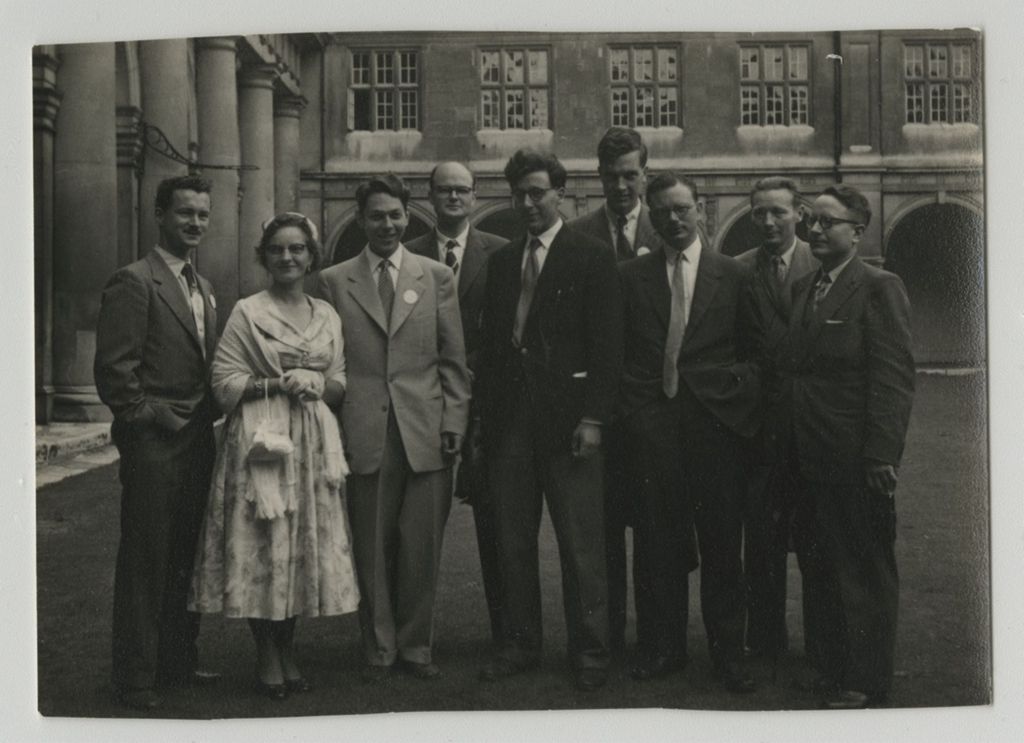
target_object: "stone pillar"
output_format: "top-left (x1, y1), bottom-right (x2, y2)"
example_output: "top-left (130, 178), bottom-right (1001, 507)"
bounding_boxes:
top-left (273, 95), bottom-right (306, 213)
top-left (116, 105), bottom-right (143, 268)
top-left (34, 48), bottom-right (62, 423)
top-left (195, 36), bottom-right (241, 324)
top-left (138, 39), bottom-right (192, 252)
top-left (53, 42), bottom-right (118, 421)
top-left (237, 65), bottom-right (278, 298)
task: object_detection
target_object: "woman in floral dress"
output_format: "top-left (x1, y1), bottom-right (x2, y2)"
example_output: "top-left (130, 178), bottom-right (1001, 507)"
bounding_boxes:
top-left (190, 212), bottom-right (358, 700)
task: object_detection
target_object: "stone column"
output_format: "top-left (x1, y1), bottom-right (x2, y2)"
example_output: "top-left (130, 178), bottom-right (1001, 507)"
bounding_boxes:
top-left (52, 42), bottom-right (118, 421)
top-left (34, 48), bottom-right (62, 423)
top-left (138, 39), bottom-right (192, 252)
top-left (237, 65), bottom-right (278, 298)
top-left (195, 36), bottom-right (241, 324)
top-left (116, 105), bottom-right (143, 268)
top-left (273, 95), bottom-right (306, 213)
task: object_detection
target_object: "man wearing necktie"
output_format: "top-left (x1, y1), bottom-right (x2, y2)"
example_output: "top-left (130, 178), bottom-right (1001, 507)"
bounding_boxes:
top-left (477, 149), bottom-right (623, 691)
top-left (735, 177), bottom-right (820, 666)
top-left (94, 175), bottom-right (221, 710)
top-left (567, 127), bottom-right (669, 653)
top-left (316, 174), bottom-right (471, 682)
top-left (618, 172), bottom-right (761, 692)
top-left (406, 162), bottom-right (508, 647)
top-left (776, 185), bottom-right (914, 709)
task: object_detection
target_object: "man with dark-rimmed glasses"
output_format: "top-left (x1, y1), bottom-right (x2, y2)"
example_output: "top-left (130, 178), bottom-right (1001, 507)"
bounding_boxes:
top-left (777, 183), bottom-right (914, 708)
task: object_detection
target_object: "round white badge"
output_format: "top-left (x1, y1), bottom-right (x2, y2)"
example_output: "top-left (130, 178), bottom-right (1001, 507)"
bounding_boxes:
top-left (403, 289), bottom-right (418, 304)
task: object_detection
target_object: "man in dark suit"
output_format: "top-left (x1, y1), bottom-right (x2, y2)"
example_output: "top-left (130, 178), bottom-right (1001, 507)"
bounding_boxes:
top-left (619, 172), bottom-right (760, 692)
top-left (406, 161), bottom-right (508, 646)
top-left (735, 177), bottom-right (819, 664)
top-left (477, 149), bottom-right (623, 691)
top-left (777, 184), bottom-right (914, 709)
top-left (94, 174), bottom-right (221, 710)
top-left (316, 174), bottom-right (471, 682)
top-left (566, 126), bottom-right (666, 653)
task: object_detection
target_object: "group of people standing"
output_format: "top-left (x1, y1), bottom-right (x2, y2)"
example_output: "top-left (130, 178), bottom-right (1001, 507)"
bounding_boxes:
top-left (93, 125), bottom-right (914, 713)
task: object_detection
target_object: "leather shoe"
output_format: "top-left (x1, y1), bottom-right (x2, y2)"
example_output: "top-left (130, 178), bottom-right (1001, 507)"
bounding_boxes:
top-left (574, 667), bottom-right (608, 691)
top-left (630, 652), bottom-right (687, 681)
top-left (714, 662), bottom-right (757, 694)
top-left (401, 660), bottom-right (441, 680)
top-left (360, 664), bottom-right (393, 683)
top-left (284, 676), bottom-right (313, 693)
top-left (821, 690), bottom-right (885, 710)
top-left (255, 680), bottom-right (288, 701)
top-left (117, 688), bottom-right (162, 711)
top-left (479, 657), bottom-right (536, 681)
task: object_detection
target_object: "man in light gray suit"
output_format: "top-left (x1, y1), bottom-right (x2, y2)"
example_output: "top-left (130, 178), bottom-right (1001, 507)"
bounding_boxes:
top-left (736, 176), bottom-right (819, 667)
top-left (316, 173), bottom-right (471, 682)
top-left (567, 126), bottom-right (667, 653)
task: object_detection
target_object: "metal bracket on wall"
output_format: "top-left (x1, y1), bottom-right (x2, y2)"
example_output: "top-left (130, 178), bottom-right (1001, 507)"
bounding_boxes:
top-left (141, 122), bottom-right (257, 172)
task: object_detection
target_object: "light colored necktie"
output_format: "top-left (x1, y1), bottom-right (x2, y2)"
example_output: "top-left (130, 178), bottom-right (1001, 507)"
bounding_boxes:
top-left (513, 237), bottom-right (542, 346)
top-left (662, 251), bottom-right (689, 398)
top-left (377, 259), bottom-right (395, 326)
top-left (444, 239), bottom-right (459, 275)
top-left (771, 254), bottom-right (788, 285)
top-left (181, 263), bottom-right (206, 355)
top-left (812, 273), bottom-right (832, 312)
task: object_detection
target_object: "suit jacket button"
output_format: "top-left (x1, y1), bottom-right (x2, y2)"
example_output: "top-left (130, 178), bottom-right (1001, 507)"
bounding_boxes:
top-left (520, 347), bottom-right (528, 355)
top-left (381, 405), bottom-right (387, 412)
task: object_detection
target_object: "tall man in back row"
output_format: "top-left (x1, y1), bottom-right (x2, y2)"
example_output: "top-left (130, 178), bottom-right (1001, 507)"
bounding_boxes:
top-left (778, 184), bottom-right (914, 709)
top-left (567, 126), bottom-right (666, 652)
top-left (736, 176), bottom-right (819, 664)
top-left (406, 161), bottom-right (508, 647)
top-left (478, 149), bottom-right (623, 691)
top-left (95, 174), bottom-right (221, 710)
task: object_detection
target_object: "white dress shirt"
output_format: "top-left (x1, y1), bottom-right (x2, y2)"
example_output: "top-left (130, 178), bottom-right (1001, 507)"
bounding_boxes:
top-left (665, 234), bottom-right (702, 320)
top-left (521, 218), bottom-right (563, 275)
top-left (434, 225), bottom-right (470, 268)
top-left (366, 243), bottom-right (404, 288)
top-left (604, 201), bottom-right (641, 252)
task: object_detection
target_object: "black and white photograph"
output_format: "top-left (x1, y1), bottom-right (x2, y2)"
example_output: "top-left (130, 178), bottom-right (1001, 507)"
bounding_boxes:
top-left (5, 1), bottom-right (1024, 741)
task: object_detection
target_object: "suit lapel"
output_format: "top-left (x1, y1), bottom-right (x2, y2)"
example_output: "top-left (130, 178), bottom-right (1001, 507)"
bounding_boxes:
top-left (635, 206), bottom-right (661, 253)
top-left (197, 275), bottom-right (218, 359)
top-left (803, 258), bottom-right (864, 344)
top-left (640, 249), bottom-right (671, 331)
top-left (389, 250), bottom-right (425, 336)
top-left (530, 227), bottom-right (571, 323)
top-left (458, 228), bottom-right (486, 301)
top-left (147, 251), bottom-right (203, 352)
top-left (683, 246), bottom-right (722, 344)
top-left (346, 251), bottom-right (389, 334)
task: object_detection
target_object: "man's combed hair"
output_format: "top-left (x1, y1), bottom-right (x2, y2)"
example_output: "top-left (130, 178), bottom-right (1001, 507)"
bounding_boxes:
top-left (751, 176), bottom-right (802, 206)
top-left (823, 184), bottom-right (871, 226)
top-left (503, 149), bottom-right (567, 189)
top-left (646, 171), bottom-right (699, 202)
top-left (356, 173), bottom-right (411, 212)
top-left (597, 126), bottom-right (647, 170)
top-left (155, 174), bottom-right (212, 211)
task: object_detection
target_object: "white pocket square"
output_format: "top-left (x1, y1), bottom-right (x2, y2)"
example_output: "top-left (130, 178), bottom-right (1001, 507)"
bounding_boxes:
top-left (825, 319), bottom-right (846, 325)
top-left (571, 371), bottom-right (588, 379)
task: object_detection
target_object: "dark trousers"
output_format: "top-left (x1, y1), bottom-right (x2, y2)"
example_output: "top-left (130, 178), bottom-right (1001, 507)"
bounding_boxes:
top-left (743, 463), bottom-right (791, 656)
top-left (603, 422), bottom-right (634, 650)
top-left (793, 467), bottom-right (900, 696)
top-left (632, 386), bottom-right (748, 666)
top-left (110, 415), bottom-right (215, 692)
top-left (486, 400), bottom-right (609, 670)
top-left (347, 410), bottom-right (452, 666)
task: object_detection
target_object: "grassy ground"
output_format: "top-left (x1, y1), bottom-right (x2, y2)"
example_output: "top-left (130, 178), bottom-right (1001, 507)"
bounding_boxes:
top-left (36, 374), bottom-right (990, 718)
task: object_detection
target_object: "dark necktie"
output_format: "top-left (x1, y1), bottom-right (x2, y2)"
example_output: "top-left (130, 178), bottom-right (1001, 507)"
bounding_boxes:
top-left (181, 263), bottom-right (206, 355)
top-left (377, 259), bottom-right (395, 326)
top-left (615, 214), bottom-right (632, 261)
top-left (513, 237), bottom-right (542, 346)
top-left (444, 239), bottom-right (459, 275)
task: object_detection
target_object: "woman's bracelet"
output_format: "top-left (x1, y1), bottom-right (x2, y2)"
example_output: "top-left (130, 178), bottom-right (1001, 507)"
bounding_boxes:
top-left (253, 377), bottom-right (266, 397)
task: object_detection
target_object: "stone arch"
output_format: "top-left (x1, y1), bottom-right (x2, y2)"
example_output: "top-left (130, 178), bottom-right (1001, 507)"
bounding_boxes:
top-left (883, 197), bottom-right (985, 365)
top-left (715, 199), bottom-right (812, 258)
top-left (473, 200), bottom-right (520, 241)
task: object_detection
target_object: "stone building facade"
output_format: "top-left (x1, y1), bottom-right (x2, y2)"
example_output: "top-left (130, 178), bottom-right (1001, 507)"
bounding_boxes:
top-left (34, 29), bottom-right (983, 423)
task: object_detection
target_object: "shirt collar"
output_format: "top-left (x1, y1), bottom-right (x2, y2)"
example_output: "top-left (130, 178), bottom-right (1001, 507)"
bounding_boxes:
top-left (820, 253), bottom-right (856, 285)
top-left (667, 233), bottom-right (702, 264)
top-left (529, 218), bottom-right (563, 250)
top-left (153, 245), bottom-right (190, 276)
top-left (436, 224), bottom-right (471, 251)
top-left (603, 200), bottom-right (641, 227)
top-left (363, 243), bottom-right (405, 272)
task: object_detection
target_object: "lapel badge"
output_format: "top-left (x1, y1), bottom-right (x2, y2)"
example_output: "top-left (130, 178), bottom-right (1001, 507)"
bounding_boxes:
top-left (403, 289), bottom-right (418, 304)
top-left (637, 246), bottom-right (651, 256)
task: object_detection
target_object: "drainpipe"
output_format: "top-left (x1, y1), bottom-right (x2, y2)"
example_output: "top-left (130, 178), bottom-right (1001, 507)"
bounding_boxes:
top-left (831, 31), bottom-right (843, 182)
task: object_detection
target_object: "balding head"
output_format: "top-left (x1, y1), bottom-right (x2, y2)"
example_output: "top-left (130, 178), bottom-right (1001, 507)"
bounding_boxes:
top-left (428, 161), bottom-right (478, 235)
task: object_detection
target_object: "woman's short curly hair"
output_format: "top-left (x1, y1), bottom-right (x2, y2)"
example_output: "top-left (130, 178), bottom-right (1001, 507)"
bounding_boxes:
top-left (255, 212), bottom-right (324, 271)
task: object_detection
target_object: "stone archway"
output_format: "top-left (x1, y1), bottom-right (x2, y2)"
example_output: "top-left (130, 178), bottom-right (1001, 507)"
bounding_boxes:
top-left (716, 205), bottom-right (812, 258)
top-left (884, 202), bottom-right (985, 365)
top-left (475, 206), bottom-right (520, 242)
